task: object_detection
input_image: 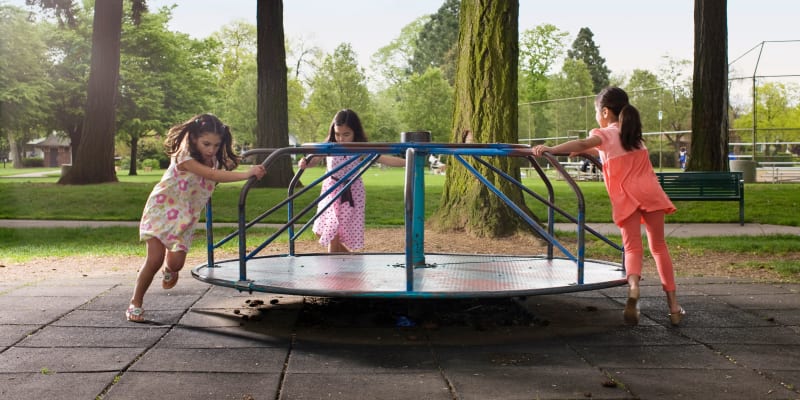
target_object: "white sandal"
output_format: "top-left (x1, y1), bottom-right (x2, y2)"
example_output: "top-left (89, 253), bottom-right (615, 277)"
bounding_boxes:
top-left (126, 304), bottom-right (145, 322)
top-left (162, 267), bottom-right (179, 289)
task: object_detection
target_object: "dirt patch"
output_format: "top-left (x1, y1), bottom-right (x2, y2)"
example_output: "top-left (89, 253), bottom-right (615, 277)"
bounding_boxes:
top-left (0, 227), bottom-right (795, 283)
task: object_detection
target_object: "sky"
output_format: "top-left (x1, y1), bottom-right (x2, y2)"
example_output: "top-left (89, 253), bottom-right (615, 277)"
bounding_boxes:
top-left (9, 0), bottom-right (800, 81)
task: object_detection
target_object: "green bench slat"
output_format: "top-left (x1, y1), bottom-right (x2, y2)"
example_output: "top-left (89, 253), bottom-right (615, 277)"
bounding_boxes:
top-left (655, 172), bottom-right (744, 225)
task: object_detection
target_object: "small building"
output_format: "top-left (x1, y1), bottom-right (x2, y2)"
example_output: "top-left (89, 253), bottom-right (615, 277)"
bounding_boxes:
top-left (31, 133), bottom-right (72, 167)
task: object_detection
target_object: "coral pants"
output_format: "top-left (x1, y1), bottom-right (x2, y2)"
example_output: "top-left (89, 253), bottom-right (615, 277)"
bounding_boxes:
top-left (619, 209), bottom-right (676, 291)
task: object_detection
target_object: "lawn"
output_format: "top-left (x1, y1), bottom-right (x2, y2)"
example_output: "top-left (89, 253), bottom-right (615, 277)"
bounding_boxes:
top-left (1, 165), bottom-right (799, 279)
top-left (1, 165), bottom-right (799, 226)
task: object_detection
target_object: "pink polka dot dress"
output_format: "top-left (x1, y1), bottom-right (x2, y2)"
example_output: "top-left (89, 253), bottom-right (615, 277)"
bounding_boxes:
top-left (312, 155), bottom-right (366, 250)
top-left (139, 148), bottom-right (217, 252)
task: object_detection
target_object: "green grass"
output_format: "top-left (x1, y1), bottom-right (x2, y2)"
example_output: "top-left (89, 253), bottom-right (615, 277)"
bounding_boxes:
top-left (2, 165), bottom-right (799, 280)
top-left (2, 166), bottom-right (798, 226)
top-left (0, 226), bottom-right (317, 262)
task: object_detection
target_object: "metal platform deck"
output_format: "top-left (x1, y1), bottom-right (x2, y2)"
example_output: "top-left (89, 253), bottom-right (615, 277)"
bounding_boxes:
top-left (192, 253), bottom-right (626, 298)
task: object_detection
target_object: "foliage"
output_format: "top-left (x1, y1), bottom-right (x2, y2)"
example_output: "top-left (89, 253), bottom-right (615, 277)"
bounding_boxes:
top-left (21, 157), bottom-right (45, 167)
top-left (566, 27), bottom-right (610, 93)
top-left (370, 17), bottom-right (426, 90)
top-left (545, 59), bottom-right (594, 136)
top-left (307, 43), bottom-right (373, 140)
top-left (396, 67), bottom-right (454, 142)
top-left (518, 23), bottom-right (568, 103)
top-left (410, 0), bottom-right (459, 84)
top-left (0, 4), bottom-right (53, 166)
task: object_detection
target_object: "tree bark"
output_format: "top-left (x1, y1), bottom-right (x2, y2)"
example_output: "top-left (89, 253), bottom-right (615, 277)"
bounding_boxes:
top-left (58, 0), bottom-right (122, 184)
top-left (254, 0), bottom-right (293, 187)
top-left (433, 0), bottom-right (529, 238)
top-left (689, 0), bottom-right (729, 171)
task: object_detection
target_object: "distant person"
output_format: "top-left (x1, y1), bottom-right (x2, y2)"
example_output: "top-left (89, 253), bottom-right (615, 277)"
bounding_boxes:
top-left (679, 146), bottom-right (687, 170)
top-left (127, 114), bottom-right (266, 322)
top-left (298, 109), bottom-right (405, 253)
top-left (428, 154), bottom-right (445, 174)
top-left (532, 87), bottom-right (685, 326)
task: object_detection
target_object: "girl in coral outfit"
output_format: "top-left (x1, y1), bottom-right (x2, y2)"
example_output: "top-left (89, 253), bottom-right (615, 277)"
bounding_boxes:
top-left (298, 109), bottom-right (405, 253)
top-left (532, 87), bottom-right (685, 326)
top-left (127, 114), bottom-right (266, 322)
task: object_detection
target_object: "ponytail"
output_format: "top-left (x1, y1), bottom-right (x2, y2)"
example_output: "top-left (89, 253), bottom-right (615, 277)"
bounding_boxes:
top-left (619, 104), bottom-right (643, 151)
top-left (596, 87), bottom-right (643, 151)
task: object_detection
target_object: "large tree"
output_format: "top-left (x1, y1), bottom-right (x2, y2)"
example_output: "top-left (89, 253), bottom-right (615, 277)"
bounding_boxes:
top-left (433, 0), bottom-right (527, 237)
top-left (255, 0), bottom-right (293, 187)
top-left (567, 27), bottom-right (610, 93)
top-left (689, 0), bottom-right (729, 171)
top-left (54, 0), bottom-right (147, 184)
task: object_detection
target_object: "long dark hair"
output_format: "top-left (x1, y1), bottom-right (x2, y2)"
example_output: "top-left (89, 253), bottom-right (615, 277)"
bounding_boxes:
top-left (164, 113), bottom-right (240, 170)
top-left (324, 109), bottom-right (369, 143)
top-left (596, 87), bottom-right (643, 151)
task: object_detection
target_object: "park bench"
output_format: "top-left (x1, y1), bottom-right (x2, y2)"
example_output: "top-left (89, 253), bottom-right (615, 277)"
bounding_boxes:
top-left (656, 171), bottom-right (744, 225)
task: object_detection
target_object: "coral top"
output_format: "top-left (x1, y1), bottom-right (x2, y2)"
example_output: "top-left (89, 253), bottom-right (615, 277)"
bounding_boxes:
top-left (591, 123), bottom-right (676, 226)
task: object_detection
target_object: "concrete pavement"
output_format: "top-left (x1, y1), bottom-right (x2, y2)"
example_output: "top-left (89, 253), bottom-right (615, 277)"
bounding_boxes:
top-left (1, 220), bottom-right (799, 399)
top-left (1, 272), bottom-right (798, 399)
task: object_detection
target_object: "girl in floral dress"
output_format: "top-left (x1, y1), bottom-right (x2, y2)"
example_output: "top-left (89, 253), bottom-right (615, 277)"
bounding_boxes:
top-left (127, 114), bottom-right (266, 322)
top-left (298, 109), bottom-right (405, 253)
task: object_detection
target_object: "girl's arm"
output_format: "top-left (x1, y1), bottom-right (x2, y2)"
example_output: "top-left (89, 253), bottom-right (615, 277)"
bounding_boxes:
top-left (531, 136), bottom-right (601, 157)
top-left (376, 154), bottom-right (406, 167)
top-left (179, 159), bottom-right (266, 183)
top-left (298, 155), bottom-right (322, 169)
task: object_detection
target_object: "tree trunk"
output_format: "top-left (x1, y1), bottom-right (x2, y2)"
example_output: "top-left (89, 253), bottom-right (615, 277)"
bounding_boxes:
top-left (254, 0), bottom-right (293, 187)
top-left (128, 137), bottom-right (139, 176)
top-left (58, 0), bottom-right (122, 184)
top-left (689, 0), bottom-right (729, 171)
top-left (432, 0), bottom-right (528, 238)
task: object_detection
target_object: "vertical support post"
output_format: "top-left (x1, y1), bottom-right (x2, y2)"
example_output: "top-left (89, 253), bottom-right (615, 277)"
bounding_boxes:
top-left (401, 131), bottom-right (431, 292)
top-left (205, 200), bottom-right (214, 268)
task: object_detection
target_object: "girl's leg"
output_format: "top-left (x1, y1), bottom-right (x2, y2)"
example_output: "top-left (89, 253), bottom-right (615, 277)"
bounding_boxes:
top-left (641, 210), bottom-right (682, 315)
top-left (328, 235), bottom-right (351, 253)
top-left (619, 210), bottom-right (644, 324)
top-left (131, 238), bottom-right (166, 308)
top-left (619, 210), bottom-right (644, 284)
top-left (162, 249), bottom-right (187, 289)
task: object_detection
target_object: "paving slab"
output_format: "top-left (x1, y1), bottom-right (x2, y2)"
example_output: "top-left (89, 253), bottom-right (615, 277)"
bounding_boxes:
top-left (130, 347), bottom-right (288, 373)
top-left (18, 326), bottom-right (168, 347)
top-left (289, 343), bottom-right (437, 373)
top-left (281, 372), bottom-right (453, 400)
top-left (445, 367), bottom-right (628, 400)
top-left (613, 368), bottom-right (797, 400)
top-left (0, 372), bottom-right (119, 400)
top-left (0, 347), bottom-right (142, 372)
top-left (104, 371), bottom-right (282, 400)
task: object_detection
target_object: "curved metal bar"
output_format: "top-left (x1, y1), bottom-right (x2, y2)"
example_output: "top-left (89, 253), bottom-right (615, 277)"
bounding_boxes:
top-left (201, 142), bottom-right (624, 291)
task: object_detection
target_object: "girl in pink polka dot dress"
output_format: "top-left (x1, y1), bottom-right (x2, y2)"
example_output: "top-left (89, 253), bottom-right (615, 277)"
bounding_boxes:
top-left (298, 109), bottom-right (405, 253)
top-left (127, 114), bottom-right (266, 322)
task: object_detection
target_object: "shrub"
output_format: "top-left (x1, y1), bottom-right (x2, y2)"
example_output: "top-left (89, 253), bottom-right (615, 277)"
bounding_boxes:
top-left (142, 159), bottom-right (160, 170)
top-left (21, 157), bottom-right (44, 167)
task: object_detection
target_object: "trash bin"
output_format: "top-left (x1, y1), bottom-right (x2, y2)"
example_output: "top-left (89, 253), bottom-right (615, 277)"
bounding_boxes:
top-left (729, 160), bottom-right (756, 183)
top-left (61, 164), bottom-right (72, 176)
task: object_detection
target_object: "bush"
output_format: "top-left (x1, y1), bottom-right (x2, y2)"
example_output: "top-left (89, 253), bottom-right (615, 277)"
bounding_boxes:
top-left (21, 157), bottom-right (44, 167)
top-left (142, 159), bottom-right (160, 170)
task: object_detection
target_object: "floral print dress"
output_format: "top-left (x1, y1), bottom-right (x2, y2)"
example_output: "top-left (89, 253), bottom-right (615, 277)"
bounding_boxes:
top-left (139, 148), bottom-right (217, 252)
top-left (312, 155), bottom-right (366, 250)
